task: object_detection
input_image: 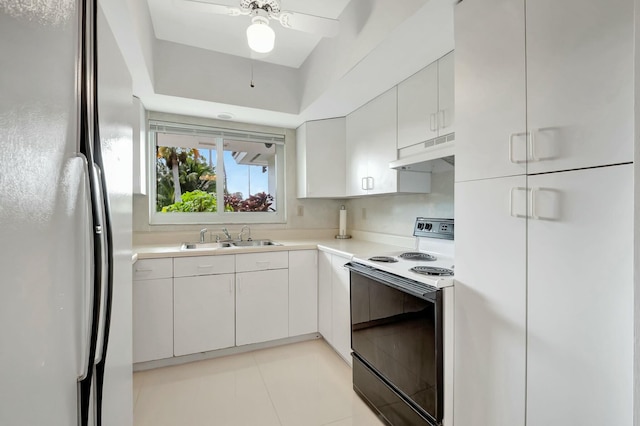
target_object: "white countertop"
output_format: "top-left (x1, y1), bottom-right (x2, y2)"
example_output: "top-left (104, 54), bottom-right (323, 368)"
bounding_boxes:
top-left (133, 238), bottom-right (413, 261)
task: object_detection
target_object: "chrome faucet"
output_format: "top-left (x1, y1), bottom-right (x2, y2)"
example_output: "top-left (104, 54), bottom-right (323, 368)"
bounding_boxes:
top-left (238, 225), bottom-right (252, 241)
top-left (221, 227), bottom-right (232, 241)
top-left (199, 228), bottom-right (208, 243)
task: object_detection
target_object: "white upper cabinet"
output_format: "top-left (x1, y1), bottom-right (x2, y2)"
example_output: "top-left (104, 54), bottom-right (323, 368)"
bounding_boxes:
top-left (456, 0), bottom-right (633, 183)
top-left (397, 52), bottom-right (455, 150)
top-left (525, 0), bottom-right (634, 174)
top-left (437, 52), bottom-right (455, 137)
top-left (346, 87), bottom-right (430, 196)
top-left (296, 118), bottom-right (346, 198)
top-left (398, 62), bottom-right (439, 148)
top-left (454, 0), bottom-right (527, 182)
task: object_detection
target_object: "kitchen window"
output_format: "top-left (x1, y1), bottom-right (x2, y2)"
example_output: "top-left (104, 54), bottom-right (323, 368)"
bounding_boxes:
top-left (149, 120), bottom-right (285, 225)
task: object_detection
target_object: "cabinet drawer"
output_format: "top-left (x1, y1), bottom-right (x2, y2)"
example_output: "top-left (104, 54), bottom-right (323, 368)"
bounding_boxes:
top-left (133, 258), bottom-right (172, 280)
top-left (173, 255), bottom-right (235, 277)
top-left (236, 251), bottom-right (288, 272)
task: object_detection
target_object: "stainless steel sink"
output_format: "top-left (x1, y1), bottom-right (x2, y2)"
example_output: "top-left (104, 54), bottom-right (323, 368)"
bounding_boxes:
top-left (180, 242), bottom-right (233, 250)
top-left (231, 239), bottom-right (281, 247)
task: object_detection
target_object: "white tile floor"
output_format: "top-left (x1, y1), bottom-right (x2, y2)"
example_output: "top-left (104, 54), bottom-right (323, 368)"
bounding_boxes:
top-left (133, 339), bottom-right (385, 426)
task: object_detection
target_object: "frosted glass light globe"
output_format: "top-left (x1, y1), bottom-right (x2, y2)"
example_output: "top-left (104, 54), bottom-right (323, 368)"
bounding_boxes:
top-left (246, 16), bottom-right (275, 53)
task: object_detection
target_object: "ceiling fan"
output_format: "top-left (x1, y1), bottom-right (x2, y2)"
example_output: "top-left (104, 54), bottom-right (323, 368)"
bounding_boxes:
top-left (177, 0), bottom-right (340, 53)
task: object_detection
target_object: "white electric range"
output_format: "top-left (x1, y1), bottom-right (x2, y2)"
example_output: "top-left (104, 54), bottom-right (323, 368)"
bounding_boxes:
top-left (351, 217), bottom-right (455, 289)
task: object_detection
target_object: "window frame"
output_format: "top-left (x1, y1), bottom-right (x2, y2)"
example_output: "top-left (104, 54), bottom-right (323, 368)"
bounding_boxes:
top-left (147, 120), bottom-right (286, 226)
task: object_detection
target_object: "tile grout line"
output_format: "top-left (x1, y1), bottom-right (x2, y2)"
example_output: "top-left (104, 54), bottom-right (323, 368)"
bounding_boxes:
top-left (252, 352), bottom-right (285, 426)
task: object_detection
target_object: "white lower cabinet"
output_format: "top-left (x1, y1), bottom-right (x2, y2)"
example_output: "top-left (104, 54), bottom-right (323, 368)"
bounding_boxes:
top-left (288, 250), bottom-right (318, 336)
top-left (454, 176), bottom-right (527, 426)
top-left (173, 274), bottom-right (235, 356)
top-left (132, 249), bottom-right (341, 363)
top-left (318, 250), bottom-right (333, 341)
top-left (236, 269), bottom-right (289, 346)
top-left (317, 250), bottom-right (352, 364)
top-left (526, 165), bottom-right (633, 426)
top-left (331, 254), bottom-right (351, 364)
top-left (455, 165), bottom-right (633, 426)
top-left (132, 278), bottom-right (174, 363)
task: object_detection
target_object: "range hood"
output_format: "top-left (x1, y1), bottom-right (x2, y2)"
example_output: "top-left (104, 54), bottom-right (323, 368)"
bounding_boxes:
top-left (389, 142), bottom-right (455, 173)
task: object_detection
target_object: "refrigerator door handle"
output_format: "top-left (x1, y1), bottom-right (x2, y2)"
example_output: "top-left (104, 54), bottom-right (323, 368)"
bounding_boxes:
top-left (77, 154), bottom-right (95, 383)
top-left (92, 165), bottom-right (109, 365)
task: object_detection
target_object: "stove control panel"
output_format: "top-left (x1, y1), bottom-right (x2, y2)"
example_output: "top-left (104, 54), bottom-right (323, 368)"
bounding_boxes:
top-left (413, 218), bottom-right (454, 240)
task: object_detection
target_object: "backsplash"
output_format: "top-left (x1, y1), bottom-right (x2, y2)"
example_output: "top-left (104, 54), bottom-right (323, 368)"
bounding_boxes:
top-left (345, 170), bottom-right (454, 237)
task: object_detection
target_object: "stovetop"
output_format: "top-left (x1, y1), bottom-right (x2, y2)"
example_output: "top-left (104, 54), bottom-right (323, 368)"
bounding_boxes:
top-left (354, 249), bottom-right (455, 288)
top-left (352, 218), bottom-right (455, 288)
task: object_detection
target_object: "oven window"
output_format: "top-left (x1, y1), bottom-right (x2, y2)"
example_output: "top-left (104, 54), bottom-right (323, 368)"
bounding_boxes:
top-left (350, 271), bottom-right (442, 421)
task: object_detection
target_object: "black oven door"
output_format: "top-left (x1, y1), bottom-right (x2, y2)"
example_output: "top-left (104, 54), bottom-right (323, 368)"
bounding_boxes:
top-left (347, 263), bottom-right (443, 426)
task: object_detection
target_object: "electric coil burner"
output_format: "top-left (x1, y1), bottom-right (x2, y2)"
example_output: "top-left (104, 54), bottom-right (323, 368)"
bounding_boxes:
top-left (368, 256), bottom-right (399, 263)
top-left (411, 266), bottom-right (454, 276)
top-left (399, 252), bottom-right (437, 261)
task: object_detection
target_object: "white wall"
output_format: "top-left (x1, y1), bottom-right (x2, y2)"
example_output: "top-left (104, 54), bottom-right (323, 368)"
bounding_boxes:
top-left (153, 41), bottom-right (301, 114)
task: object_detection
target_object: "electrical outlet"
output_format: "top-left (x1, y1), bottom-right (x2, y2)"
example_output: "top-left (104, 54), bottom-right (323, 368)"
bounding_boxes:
top-left (297, 205), bottom-right (304, 216)
top-left (362, 208), bottom-right (367, 220)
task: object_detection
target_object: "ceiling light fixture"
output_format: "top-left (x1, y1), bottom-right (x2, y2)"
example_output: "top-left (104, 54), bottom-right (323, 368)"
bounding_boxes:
top-left (246, 15), bottom-right (275, 53)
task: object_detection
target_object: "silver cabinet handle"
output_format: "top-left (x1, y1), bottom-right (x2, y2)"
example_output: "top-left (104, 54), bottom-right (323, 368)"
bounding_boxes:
top-left (529, 129), bottom-right (539, 161)
top-left (429, 113), bottom-right (437, 131)
top-left (509, 132), bottom-right (528, 164)
top-left (361, 177), bottom-right (367, 191)
top-left (367, 177), bottom-right (374, 190)
top-left (438, 110), bottom-right (446, 129)
top-left (509, 187), bottom-right (528, 218)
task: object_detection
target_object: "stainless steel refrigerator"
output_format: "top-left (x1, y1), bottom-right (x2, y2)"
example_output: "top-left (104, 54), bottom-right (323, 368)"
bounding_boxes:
top-left (0, 0), bottom-right (133, 425)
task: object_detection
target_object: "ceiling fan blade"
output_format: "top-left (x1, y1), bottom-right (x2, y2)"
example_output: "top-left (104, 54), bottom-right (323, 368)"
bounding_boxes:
top-left (275, 11), bottom-right (339, 37)
top-left (176, 0), bottom-right (248, 17)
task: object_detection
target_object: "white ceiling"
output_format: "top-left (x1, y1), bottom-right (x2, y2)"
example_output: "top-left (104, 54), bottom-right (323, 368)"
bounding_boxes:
top-left (146, 0), bottom-right (352, 68)
top-left (102, 0), bottom-right (455, 128)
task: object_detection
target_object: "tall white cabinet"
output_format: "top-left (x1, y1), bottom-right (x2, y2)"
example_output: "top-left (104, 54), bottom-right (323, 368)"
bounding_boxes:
top-left (454, 1), bottom-right (634, 425)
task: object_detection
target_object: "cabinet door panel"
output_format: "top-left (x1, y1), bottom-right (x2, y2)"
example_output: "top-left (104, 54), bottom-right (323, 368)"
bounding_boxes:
top-left (527, 165), bottom-right (632, 426)
top-left (132, 278), bottom-right (173, 363)
top-left (454, 176), bottom-right (527, 426)
top-left (318, 250), bottom-right (333, 341)
top-left (346, 106), bottom-right (370, 196)
top-left (437, 51), bottom-right (455, 135)
top-left (173, 274), bottom-right (235, 356)
top-left (366, 87), bottom-right (398, 195)
top-left (297, 119), bottom-right (346, 198)
top-left (236, 269), bottom-right (289, 346)
top-left (173, 255), bottom-right (234, 277)
top-left (133, 258), bottom-right (172, 280)
top-left (526, 0), bottom-right (633, 173)
top-left (331, 254), bottom-right (352, 364)
top-left (288, 250), bottom-right (318, 336)
top-left (235, 251), bottom-right (288, 272)
top-left (398, 62), bottom-right (438, 149)
top-left (454, 0), bottom-right (527, 182)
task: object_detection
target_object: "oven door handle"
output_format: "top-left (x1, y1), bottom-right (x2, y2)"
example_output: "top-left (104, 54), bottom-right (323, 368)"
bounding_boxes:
top-left (345, 262), bottom-right (439, 301)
